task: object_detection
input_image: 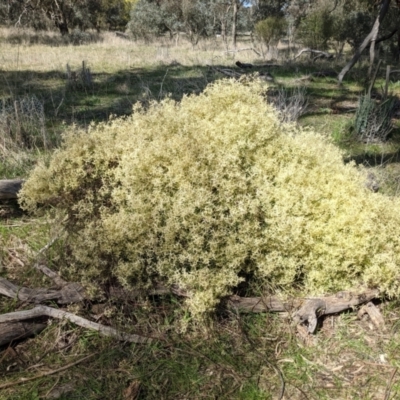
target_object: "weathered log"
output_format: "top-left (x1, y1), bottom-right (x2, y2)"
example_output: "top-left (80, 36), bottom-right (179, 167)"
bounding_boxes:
top-left (0, 305), bottom-right (151, 343)
top-left (228, 289), bottom-right (379, 320)
top-left (0, 322), bottom-right (46, 347)
top-left (227, 295), bottom-right (302, 313)
top-left (358, 301), bottom-right (385, 330)
top-left (294, 48), bottom-right (334, 62)
top-left (292, 289), bottom-right (380, 333)
top-left (0, 179), bottom-right (24, 200)
top-left (0, 277), bottom-right (85, 304)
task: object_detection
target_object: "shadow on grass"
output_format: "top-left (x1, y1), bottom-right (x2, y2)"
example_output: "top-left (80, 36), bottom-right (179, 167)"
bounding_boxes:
top-left (1, 61), bottom-right (399, 158)
top-left (0, 64), bottom-right (227, 138)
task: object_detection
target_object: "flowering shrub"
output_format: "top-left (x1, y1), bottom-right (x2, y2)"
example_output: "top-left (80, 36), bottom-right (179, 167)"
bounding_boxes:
top-left (20, 79), bottom-right (400, 318)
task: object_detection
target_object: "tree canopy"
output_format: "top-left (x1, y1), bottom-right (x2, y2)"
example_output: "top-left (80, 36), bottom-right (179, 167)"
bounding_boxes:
top-left (1, 0), bottom-right (400, 82)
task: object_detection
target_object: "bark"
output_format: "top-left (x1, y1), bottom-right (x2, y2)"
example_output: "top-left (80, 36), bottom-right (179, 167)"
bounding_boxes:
top-left (228, 289), bottom-right (380, 333)
top-left (0, 179), bottom-right (23, 200)
top-left (0, 277), bottom-right (85, 305)
top-left (0, 322), bottom-right (46, 347)
top-left (338, 0), bottom-right (391, 84)
top-left (221, 20), bottom-right (227, 43)
top-left (358, 302), bottom-right (385, 330)
top-left (291, 289), bottom-right (379, 333)
top-left (368, 22), bottom-right (380, 77)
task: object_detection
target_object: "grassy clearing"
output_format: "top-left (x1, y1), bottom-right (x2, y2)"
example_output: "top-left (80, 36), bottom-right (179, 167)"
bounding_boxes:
top-left (2, 28), bottom-right (400, 399)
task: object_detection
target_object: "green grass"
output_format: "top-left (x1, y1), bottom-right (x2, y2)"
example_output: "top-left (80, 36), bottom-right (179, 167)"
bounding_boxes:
top-left (2, 28), bottom-right (400, 400)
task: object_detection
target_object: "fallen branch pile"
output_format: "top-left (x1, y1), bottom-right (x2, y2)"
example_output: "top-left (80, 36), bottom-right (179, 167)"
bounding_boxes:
top-left (0, 257), bottom-right (383, 348)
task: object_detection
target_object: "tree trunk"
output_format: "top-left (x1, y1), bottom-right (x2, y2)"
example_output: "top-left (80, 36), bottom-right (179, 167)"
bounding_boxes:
top-left (397, 30), bottom-right (400, 61)
top-left (232, 0), bottom-right (238, 49)
top-left (221, 20), bottom-right (227, 44)
top-left (338, 0), bottom-right (391, 84)
top-left (368, 24), bottom-right (379, 77)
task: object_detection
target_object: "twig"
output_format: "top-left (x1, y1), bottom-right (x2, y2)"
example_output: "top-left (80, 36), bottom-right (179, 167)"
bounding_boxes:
top-left (36, 235), bottom-right (60, 257)
top-left (0, 353), bottom-right (97, 390)
top-left (384, 367), bottom-right (398, 400)
top-left (294, 48), bottom-right (334, 62)
top-left (0, 305), bottom-right (151, 343)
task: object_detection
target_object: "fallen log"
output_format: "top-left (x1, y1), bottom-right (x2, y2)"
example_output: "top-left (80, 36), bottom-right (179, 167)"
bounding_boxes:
top-left (292, 289), bottom-right (380, 333)
top-left (0, 179), bottom-right (24, 200)
top-left (0, 322), bottom-right (47, 347)
top-left (0, 277), bottom-right (85, 305)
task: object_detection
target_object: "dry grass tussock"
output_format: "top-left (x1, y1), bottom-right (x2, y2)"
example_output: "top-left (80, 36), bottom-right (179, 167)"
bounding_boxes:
top-left (0, 27), bottom-right (253, 74)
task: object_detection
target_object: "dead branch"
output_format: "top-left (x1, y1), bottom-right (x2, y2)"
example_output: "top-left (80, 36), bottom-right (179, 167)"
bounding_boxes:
top-left (0, 179), bottom-right (24, 200)
top-left (0, 305), bottom-right (151, 344)
top-left (358, 301), bottom-right (385, 330)
top-left (294, 48), bottom-right (334, 62)
top-left (227, 294), bottom-right (300, 313)
top-left (0, 277), bottom-right (85, 304)
top-left (228, 289), bottom-right (379, 333)
top-left (34, 263), bottom-right (68, 287)
top-left (291, 289), bottom-right (380, 334)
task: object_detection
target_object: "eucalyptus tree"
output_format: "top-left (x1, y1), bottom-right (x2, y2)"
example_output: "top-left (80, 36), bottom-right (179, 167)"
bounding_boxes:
top-left (0, 0), bottom-right (133, 34)
top-left (129, 0), bottom-right (215, 42)
top-left (338, 0), bottom-right (396, 83)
